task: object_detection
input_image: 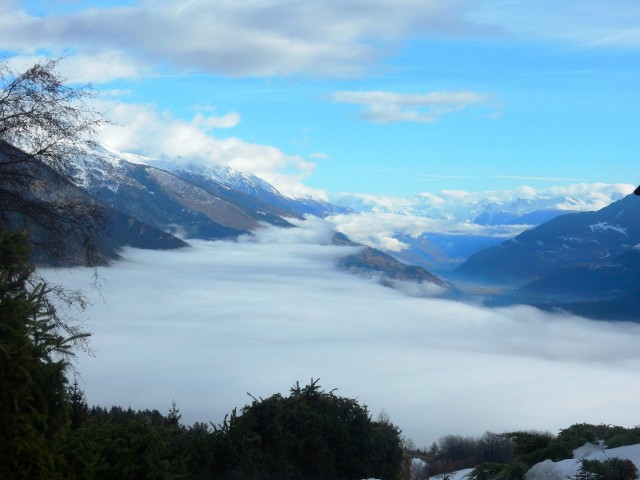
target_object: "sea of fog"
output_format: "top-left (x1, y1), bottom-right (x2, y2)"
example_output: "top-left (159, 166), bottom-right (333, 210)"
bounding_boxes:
top-left (43, 221), bottom-right (640, 447)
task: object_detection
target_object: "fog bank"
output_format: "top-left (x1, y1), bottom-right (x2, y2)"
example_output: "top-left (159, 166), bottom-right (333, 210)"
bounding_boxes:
top-left (44, 235), bottom-right (640, 446)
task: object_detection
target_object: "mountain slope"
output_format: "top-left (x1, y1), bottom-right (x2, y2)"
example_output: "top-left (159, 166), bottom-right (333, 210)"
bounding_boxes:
top-left (163, 162), bottom-right (350, 219)
top-left (333, 233), bottom-right (452, 289)
top-left (68, 144), bottom-right (353, 240)
top-left (0, 141), bottom-right (187, 266)
top-left (69, 146), bottom-right (274, 239)
top-left (455, 194), bottom-right (640, 319)
top-left (65, 144), bottom-right (451, 288)
top-left (455, 194), bottom-right (640, 285)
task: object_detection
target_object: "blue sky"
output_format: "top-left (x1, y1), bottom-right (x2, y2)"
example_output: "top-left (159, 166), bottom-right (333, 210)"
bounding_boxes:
top-left (2, 0), bottom-right (640, 200)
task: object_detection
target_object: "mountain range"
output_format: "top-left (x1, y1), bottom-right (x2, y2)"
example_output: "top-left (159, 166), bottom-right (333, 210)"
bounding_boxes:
top-left (22, 142), bottom-right (449, 290)
top-left (342, 194), bottom-right (619, 274)
top-left (454, 193), bottom-right (640, 320)
top-left (8, 139), bottom-right (638, 316)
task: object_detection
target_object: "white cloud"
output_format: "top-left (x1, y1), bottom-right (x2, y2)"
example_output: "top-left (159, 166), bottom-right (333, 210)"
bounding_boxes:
top-left (331, 90), bottom-right (497, 124)
top-left (0, 0), bottom-right (494, 80)
top-left (329, 184), bottom-right (635, 251)
top-left (2, 0), bottom-right (638, 86)
top-left (326, 211), bottom-right (522, 251)
top-left (191, 111), bottom-right (241, 130)
top-left (338, 193), bottom-right (418, 213)
top-left (43, 236), bottom-right (640, 448)
top-left (239, 216), bottom-right (342, 246)
top-left (593, 28), bottom-right (640, 48)
top-left (95, 100), bottom-right (326, 199)
top-left (4, 52), bottom-right (146, 83)
top-left (542, 183), bottom-right (635, 210)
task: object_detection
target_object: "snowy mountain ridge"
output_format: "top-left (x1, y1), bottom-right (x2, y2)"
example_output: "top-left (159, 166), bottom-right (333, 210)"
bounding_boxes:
top-left (67, 142), bottom-right (350, 220)
top-left (340, 193), bottom-right (609, 224)
top-left (69, 142), bottom-right (278, 198)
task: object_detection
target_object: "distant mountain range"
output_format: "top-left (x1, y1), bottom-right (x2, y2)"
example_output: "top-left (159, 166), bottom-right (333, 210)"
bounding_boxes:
top-left (13, 140), bottom-right (638, 312)
top-left (18, 143), bottom-right (448, 291)
top-left (454, 194), bottom-right (640, 320)
top-left (340, 194), bottom-right (621, 274)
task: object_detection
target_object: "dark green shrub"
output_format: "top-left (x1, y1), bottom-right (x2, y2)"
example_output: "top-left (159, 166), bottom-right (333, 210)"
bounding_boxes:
top-left (574, 458), bottom-right (638, 480)
top-left (210, 379), bottom-right (403, 480)
top-left (467, 462), bottom-right (527, 480)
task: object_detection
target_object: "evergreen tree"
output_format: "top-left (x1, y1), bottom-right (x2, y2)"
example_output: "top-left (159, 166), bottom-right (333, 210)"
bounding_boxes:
top-left (210, 379), bottom-right (403, 480)
top-left (0, 226), bottom-right (89, 479)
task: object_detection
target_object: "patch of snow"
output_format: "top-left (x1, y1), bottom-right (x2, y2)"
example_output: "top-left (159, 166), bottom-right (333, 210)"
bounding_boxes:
top-left (431, 468), bottom-right (474, 480)
top-left (572, 441), bottom-right (605, 459)
top-left (526, 443), bottom-right (640, 480)
top-left (589, 222), bottom-right (628, 235)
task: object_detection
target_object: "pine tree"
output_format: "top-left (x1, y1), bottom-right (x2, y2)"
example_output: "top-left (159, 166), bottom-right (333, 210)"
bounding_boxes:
top-left (0, 226), bottom-right (89, 478)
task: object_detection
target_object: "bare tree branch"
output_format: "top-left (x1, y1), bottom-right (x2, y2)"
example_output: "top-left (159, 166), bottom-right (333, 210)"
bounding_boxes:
top-left (0, 58), bottom-right (107, 266)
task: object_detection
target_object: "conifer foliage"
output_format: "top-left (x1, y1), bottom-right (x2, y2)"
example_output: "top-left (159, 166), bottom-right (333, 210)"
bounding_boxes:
top-left (210, 379), bottom-right (403, 479)
top-left (0, 227), bottom-right (89, 478)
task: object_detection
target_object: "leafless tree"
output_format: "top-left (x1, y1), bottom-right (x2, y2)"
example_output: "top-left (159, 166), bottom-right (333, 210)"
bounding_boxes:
top-left (0, 57), bottom-right (106, 265)
top-left (0, 58), bottom-right (109, 357)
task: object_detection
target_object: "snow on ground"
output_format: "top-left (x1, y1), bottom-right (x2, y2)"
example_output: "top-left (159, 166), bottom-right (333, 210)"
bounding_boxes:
top-left (526, 443), bottom-right (640, 480)
top-left (431, 468), bottom-right (474, 480)
top-left (425, 444), bottom-right (640, 480)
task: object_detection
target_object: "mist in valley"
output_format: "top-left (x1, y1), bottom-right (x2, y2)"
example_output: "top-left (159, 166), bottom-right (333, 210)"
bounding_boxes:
top-left (44, 220), bottom-right (640, 447)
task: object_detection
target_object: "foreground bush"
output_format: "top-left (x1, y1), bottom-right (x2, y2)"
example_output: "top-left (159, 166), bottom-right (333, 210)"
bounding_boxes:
top-left (209, 379), bottom-right (403, 480)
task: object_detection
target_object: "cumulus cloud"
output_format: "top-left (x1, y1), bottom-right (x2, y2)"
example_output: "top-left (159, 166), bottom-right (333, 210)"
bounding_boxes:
top-left (95, 100), bottom-right (326, 199)
top-left (239, 216), bottom-right (341, 246)
top-left (420, 183), bottom-right (635, 213)
top-left (44, 235), bottom-right (640, 447)
top-left (0, 0), bottom-right (494, 80)
top-left (331, 90), bottom-right (497, 124)
top-left (191, 111), bottom-right (241, 130)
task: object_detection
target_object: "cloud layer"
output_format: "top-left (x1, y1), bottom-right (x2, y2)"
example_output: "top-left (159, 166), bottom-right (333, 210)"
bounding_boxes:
top-left (2, 1), bottom-right (638, 84)
top-left (0, 0), bottom-right (490, 80)
top-left (44, 227), bottom-right (640, 447)
top-left (331, 90), bottom-right (497, 124)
